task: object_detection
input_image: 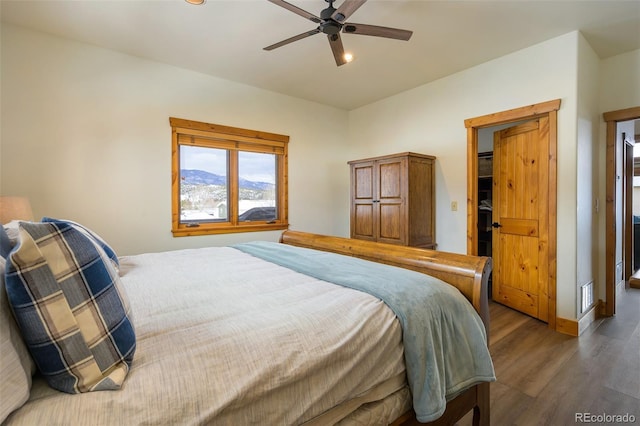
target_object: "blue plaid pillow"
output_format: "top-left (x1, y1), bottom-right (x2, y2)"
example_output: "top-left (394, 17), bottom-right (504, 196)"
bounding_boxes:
top-left (41, 217), bottom-right (119, 268)
top-left (4, 221), bottom-right (135, 394)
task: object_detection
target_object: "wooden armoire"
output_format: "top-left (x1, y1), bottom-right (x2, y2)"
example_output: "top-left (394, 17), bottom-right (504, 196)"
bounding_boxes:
top-left (348, 152), bottom-right (436, 249)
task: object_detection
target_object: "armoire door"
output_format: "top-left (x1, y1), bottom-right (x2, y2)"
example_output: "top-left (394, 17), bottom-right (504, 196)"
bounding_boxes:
top-left (376, 157), bottom-right (407, 245)
top-left (351, 160), bottom-right (376, 241)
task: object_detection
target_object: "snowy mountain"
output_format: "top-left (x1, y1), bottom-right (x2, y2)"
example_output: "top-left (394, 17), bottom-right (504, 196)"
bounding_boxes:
top-left (180, 169), bottom-right (274, 190)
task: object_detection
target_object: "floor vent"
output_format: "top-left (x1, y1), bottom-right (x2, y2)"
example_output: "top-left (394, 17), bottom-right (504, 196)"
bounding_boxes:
top-left (581, 281), bottom-right (594, 314)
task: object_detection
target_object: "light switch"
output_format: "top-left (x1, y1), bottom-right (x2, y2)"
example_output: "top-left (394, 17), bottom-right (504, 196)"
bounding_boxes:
top-left (451, 201), bottom-right (458, 211)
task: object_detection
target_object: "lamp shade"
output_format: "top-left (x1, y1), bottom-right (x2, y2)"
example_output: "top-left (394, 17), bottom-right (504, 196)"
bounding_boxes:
top-left (0, 197), bottom-right (34, 223)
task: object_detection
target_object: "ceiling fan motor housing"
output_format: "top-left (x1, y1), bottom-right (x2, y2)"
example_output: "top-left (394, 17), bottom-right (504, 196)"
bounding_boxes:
top-left (320, 5), bottom-right (342, 35)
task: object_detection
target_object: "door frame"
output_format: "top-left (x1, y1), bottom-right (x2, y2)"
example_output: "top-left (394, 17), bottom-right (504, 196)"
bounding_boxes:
top-left (603, 106), bottom-right (640, 316)
top-left (465, 99), bottom-right (560, 330)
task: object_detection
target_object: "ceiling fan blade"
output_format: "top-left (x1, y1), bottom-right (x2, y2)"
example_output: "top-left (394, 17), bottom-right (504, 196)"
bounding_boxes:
top-left (264, 29), bottom-right (321, 51)
top-left (342, 23), bottom-right (413, 41)
top-left (267, 0), bottom-right (321, 23)
top-left (331, 0), bottom-right (367, 23)
top-left (328, 33), bottom-right (347, 66)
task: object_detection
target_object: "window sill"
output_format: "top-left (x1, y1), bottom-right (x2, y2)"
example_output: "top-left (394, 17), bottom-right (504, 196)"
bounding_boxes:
top-left (172, 222), bottom-right (289, 237)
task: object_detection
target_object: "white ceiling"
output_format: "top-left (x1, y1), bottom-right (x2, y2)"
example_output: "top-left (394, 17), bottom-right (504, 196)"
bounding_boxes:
top-left (2, 0), bottom-right (639, 110)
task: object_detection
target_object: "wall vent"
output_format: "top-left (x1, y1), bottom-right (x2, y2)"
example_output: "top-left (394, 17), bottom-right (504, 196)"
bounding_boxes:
top-left (581, 281), bottom-right (594, 314)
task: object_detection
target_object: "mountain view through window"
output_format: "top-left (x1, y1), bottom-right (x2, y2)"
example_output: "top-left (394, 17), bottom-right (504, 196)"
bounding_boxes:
top-left (179, 146), bottom-right (276, 223)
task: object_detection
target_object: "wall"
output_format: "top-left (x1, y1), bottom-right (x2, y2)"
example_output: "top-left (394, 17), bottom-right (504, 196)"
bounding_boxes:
top-left (599, 50), bottom-right (640, 112)
top-left (348, 32), bottom-right (580, 318)
top-left (575, 33), bottom-right (601, 316)
top-left (0, 24), bottom-right (351, 255)
top-left (596, 48), bottom-right (640, 302)
top-left (3, 22), bottom-right (639, 320)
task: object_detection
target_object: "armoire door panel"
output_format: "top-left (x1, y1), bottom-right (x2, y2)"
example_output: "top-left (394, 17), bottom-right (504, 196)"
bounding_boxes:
top-left (354, 164), bottom-right (374, 200)
top-left (378, 203), bottom-right (404, 242)
top-left (378, 160), bottom-right (404, 199)
top-left (353, 204), bottom-right (375, 239)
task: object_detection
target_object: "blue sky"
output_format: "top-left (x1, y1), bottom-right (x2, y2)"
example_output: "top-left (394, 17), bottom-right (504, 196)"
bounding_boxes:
top-left (180, 146), bottom-right (275, 183)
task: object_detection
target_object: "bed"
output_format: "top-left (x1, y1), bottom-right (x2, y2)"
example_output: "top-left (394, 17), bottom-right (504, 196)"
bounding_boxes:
top-left (1, 222), bottom-right (494, 426)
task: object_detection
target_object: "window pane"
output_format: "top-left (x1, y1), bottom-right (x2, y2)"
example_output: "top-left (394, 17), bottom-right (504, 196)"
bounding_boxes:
top-left (179, 145), bottom-right (228, 223)
top-left (238, 151), bottom-right (277, 222)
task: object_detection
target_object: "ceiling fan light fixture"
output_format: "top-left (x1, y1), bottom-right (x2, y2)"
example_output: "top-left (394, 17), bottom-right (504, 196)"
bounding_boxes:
top-left (265, 0), bottom-right (412, 66)
top-left (185, 0), bottom-right (205, 5)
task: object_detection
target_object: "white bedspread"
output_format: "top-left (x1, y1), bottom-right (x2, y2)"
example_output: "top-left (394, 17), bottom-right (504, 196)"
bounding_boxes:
top-left (6, 247), bottom-right (405, 425)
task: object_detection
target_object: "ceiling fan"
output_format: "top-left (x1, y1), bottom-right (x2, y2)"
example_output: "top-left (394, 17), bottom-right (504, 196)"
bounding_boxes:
top-left (264, 0), bottom-right (413, 66)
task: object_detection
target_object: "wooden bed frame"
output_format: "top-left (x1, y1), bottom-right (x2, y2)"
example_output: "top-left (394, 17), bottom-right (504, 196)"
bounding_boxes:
top-left (280, 230), bottom-right (492, 426)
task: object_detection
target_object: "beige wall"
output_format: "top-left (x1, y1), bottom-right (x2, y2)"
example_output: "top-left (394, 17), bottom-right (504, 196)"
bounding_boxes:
top-left (597, 49), bottom-right (640, 301)
top-left (347, 34), bottom-right (640, 320)
top-left (348, 32), bottom-right (581, 317)
top-left (0, 24), bottom-right (352, 255)
top-left (2, 21), bottom-right (639, 320)
top-left (575, 33), bottom-right (601, 316)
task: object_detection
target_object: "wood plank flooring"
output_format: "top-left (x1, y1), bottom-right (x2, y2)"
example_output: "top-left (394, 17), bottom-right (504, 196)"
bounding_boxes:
top-left (457, 285), bottom-right (640, 425)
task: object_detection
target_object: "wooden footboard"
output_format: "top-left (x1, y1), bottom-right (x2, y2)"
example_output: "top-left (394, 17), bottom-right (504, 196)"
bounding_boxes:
top-left (279, 230), bottom-right (492, 425)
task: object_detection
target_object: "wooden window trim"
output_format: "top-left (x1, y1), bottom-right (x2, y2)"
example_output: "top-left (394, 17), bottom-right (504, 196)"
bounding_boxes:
top-left (170, 117), bottom-right (289, 237)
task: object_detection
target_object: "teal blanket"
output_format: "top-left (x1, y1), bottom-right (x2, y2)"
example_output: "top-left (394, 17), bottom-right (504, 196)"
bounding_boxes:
top-left (233, 242), bottom-right (495, 422)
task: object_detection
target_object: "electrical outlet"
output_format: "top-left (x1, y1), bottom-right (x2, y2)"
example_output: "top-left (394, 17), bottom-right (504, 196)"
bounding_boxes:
top-left (451, 201), bottom-right (458, 211)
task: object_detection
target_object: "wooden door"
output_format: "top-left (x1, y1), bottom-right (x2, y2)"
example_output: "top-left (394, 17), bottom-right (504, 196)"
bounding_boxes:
top-left (351, 160), bottom-right (376, 241)
top-left (492, 118), bottom-right (549, 322)
top-left (376, 157), bottom-right (407, 245)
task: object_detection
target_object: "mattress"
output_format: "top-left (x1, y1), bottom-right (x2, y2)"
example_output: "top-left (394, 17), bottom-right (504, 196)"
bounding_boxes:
top-left (5, 246), bottom-right (407, 425)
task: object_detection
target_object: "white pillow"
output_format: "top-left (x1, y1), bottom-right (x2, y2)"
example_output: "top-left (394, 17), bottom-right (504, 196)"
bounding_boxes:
top-left (3, 220), bottom-right (21, 247)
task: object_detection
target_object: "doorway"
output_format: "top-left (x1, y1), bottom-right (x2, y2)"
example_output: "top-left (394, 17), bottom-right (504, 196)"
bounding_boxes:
top-left (603, 107), bottom-right (640, 316)
top-left (465, 99), bottom-right (560, 330)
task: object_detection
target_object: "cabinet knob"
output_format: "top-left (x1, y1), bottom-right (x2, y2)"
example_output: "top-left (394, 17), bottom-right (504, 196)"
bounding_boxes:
top-left (491, 222), bottom-right (502, 229)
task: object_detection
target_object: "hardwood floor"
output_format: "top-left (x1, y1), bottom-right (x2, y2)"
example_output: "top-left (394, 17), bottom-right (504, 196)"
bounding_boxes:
top-left (458, 285), bottom-right (640, 425)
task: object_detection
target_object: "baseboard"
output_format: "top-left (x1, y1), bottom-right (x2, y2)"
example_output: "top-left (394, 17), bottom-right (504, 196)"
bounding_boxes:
top-left (597, 299), bottom-right (607, 316)
top-left (555, 301), bottom-right (603, 337)
top-left (578, 301), bottom-right (603, 335)
top-left (555, 317), bottom-right (578, 337)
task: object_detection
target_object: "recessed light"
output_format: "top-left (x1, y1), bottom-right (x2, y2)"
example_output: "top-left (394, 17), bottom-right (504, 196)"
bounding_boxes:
top-left (185, 0), bottom-right (205, 5)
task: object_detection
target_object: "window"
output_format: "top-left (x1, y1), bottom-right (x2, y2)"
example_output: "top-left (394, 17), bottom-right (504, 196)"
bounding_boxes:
top-left (170, 117), bottom-right (289, 236)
